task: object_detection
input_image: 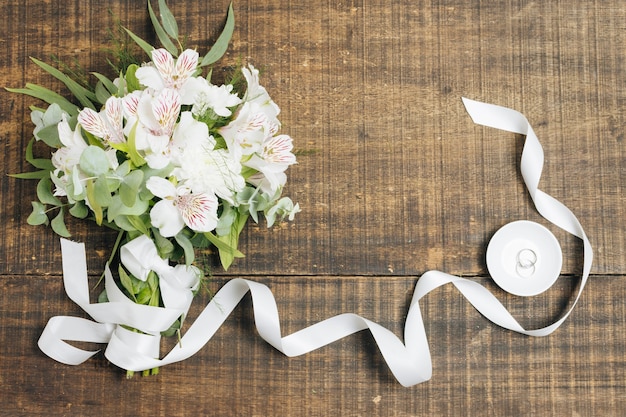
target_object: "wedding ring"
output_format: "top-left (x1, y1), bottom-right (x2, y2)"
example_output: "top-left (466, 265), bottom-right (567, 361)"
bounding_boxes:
top-left (486, 221), bottom-right (562, 297)
top-left (515, 248), bottom-right (537, 277)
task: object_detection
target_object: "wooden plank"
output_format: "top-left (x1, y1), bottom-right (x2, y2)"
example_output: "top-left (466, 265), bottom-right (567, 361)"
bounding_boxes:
top-left (1, 274), bottom-right (624, 416)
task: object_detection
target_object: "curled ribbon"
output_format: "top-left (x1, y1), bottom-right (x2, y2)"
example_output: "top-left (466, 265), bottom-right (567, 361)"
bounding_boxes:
top-left (38, 98), bottom-right (592, 387)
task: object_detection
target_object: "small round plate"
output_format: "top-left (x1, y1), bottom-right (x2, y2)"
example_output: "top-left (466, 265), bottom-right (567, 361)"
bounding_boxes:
top-left (486, 220), bottom-right (562, 297)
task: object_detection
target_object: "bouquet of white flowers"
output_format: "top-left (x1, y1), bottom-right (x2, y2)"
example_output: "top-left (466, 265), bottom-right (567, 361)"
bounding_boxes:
top-left (10, 0), bottom-right (298, 376)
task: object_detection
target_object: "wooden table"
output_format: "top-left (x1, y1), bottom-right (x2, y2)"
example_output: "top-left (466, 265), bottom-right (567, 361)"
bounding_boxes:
top-left (1, 0), bottom-right (624, 415)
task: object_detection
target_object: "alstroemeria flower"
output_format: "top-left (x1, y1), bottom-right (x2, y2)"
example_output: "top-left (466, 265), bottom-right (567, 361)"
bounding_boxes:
top-left (244, 134), bottom-right (296, 193)
top-left (144, 111), bottom-right (213, 170)
top-left (132, 88), bottom-right (181, 167)
top-left (146, 176), bottom-right (218, 237)
top-left (192, 78), bottom-right (243, 118)
top-left (51, 115), bottom-right (88, 175)
top-left (242, 64), bottom-right (280, 121)
top-left (219, 65), bottom-right (283, 161)
top-left (77, 96), bottom-right (125, 144)
top-left (135, 48), bottom-right (203, 104)
top-left (50, 115), bottom-right (88, 196)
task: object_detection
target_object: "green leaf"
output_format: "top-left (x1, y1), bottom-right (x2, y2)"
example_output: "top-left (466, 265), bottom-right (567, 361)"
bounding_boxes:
top-left (136, 286), bottom-right (152, 304)
top-left (120, 170), bottom-right (144, 207)
top-left (79, 146), bottom-right (110, 176)
top-left (51, 208), bottom-right (71, 237)
top-left (124, 28), bottom-right (155, 59)
top-left (118, 265), bottom-right (137, 302)
top-left (148, 0), bottom-right (179, 56)
top-left (124, 64), bottom-right (142, 92)
top-left (27, 201), bottom-right (48, 226)
top-left (36, 124), bottom-right (63, 148)
top-left (36, 177), bottom-right (61, 206)
top-left (174, 232), bottom-right (195, 266)
top-left (6, 84), bottom-right (79, 115)
top-left (203, 229), bottom-right (245, 270)
top-left (126, 121), bottom-right (147, 167)
top-left (25, 137), bottom-right (55, 170)
top-left (86, 179), bottom-right (103, 225)
top-left (126, 215), bottom-right (150, 236)
top-left (158, 0), bottom-right (179, 39)
top-left (30, 57), bottom-right (97, 110)
top-left (200, 3), bottom-right (235, 67)
top-left (94, 175), bottom-right (113, 207)
top-left (92, 72), bottom-right (118, 95)
top-left (153, 228), bottom-right (175, 258)
top-left (94, 81), bottom-right (112, 104)
top-left (69, 201), bottom-right (88, 219)
top-left (107, 195), bottom-right (149, 223)
top-left (9, 170), bottom-right (49, 180)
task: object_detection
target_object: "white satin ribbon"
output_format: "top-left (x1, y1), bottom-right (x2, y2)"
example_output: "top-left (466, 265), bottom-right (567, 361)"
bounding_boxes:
top-left (37, 98), bottom-right (592, 387)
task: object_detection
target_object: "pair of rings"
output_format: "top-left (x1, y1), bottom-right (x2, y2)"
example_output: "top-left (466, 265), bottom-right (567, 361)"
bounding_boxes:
top-left (515, 248), bottom-right (537, 277)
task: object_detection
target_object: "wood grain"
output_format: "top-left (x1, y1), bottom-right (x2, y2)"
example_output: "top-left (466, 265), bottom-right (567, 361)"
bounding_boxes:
top-left (0, 0), bottom-right (624, 415)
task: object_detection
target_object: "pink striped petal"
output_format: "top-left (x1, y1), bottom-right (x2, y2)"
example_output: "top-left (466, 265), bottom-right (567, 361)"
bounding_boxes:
top-left (177, 192), bottom-right (218, 233)
top-left (78, 108), bottom-right (108, 139)
top-left (152, 89), bottom-right (181, 135)
top-left (151, 48), bottom-right (175, 82)
top-left (174, 49), bottom-right (199, 84)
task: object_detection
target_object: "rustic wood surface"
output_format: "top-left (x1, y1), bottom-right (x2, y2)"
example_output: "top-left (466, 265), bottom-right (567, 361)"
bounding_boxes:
top-left (1, 0), bottom-right (624, 415)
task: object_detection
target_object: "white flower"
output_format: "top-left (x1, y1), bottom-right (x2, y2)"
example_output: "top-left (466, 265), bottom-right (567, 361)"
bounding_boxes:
top-left (219, 65), bottom-right (281, 160)
top-left (51, 115), bottom-right (88, 175)
top-left (242, 64), bottom-right (280, 121)
top-left (192, 79), bottom-right (243, 118)
top-left (131, 88), bottom-right (181, 168)
top-left (77, 96), bottom-right (125, 144)
top-left (244, 134), bottom-right (296, 194)
top-left (135, 48), bottom-right (204, 104)
top-left (146, 176), bottom-right (219, 237)
top-left (144, 111), bottom-right (213, 170)
top-left (172, 146), bottom-right (245, 205)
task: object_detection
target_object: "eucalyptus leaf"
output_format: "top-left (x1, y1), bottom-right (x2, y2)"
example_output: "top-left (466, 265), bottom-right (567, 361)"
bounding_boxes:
top-left (94, 175), bottom-right (113, 207)
top-left (25, 138), bottom-right (55, 170)
top-left (92, 72), bottom-right (118, 95)
top-left (113, 215), bottom-right (138, 232)
top-left (6, 84), bottom-right (79, 115)
top-left (153, 228), bottom-right (175, 258)
top-left (127, 215), bottom-right (150, 235)
top-left (30, 57), bottom-right (97, 110)
top-left (36, 124), bottom-right (63, 148)
top-left (120, 170), bottom-right (144, 207)
top-left (98, 289), bottom-right (109, 303)
top-left (124, 27), bottom-right (155, 60)
top-left (200, 3), bottom-right (235, 67)
top-left (27, 201), bottom-right (48, 226)
top-left (148, 0), bottom-right (179, 56)
top-left (9, 170), bottom-right (49, 180)
top-left (107, 195), bottom-right (149, 223)
top-left (69, 201), bottom-right (88, 219)
top-left (94, 81), bottom-right (112, 104)
top-left (36, 178), bottom-right (61, 206)
top-left (158, 0), bottom-right (179, 39)
top-left (51, 208), bottom-right (71, 237)
top-left (79, 146), bottom-right (110, 177)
